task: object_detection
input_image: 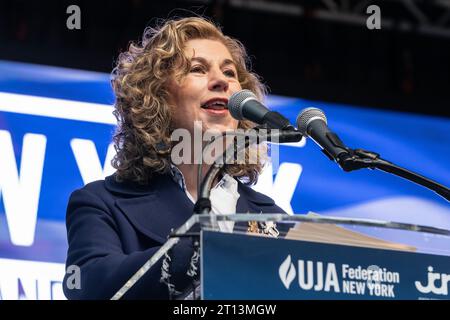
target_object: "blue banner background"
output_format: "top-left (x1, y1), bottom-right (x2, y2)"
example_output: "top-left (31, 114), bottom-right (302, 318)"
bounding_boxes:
top-left (0, 60), bottom-right (448, 299)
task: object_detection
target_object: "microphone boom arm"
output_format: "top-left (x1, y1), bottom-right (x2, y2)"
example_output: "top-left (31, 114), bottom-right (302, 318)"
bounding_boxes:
top-left (338, 148), bottom-right (450, 202)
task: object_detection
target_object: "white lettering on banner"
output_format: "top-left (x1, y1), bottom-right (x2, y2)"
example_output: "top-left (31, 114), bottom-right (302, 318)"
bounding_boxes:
top-left (415, 266), bottom-right (450, 296)
top-left (297, 260), bottom-right (340, 293)
top-left (0, 131), bottom-right (46, 246)
top-left (0, 92), bottom-right (115, 247)
top-left (314, 261), bottom-right (323, 291)
top-left (343, 281), bottom-right (366, 295)
top-left (70, 139), bottom-right (115, 184)
top-left (252, 162), bottom-right (302, 215)
top-left (0, 92), bottom-right (303, 247)
top-left (0, 92), bottom-right (116, 124)
top-left (367, 283), bottom-right (395, 297)
top-left (298, 260), bottom-right (314, 290)
top-left (0, 258), bottom-right (66, 300)
top-left (341, 264), bottom-right (398, 298)
top-left (324, 263), bottom-right (340, 292)
top-left (342, 264), bottom-right (400, 283)
top-left (279, 256), bottom-right (400, 298)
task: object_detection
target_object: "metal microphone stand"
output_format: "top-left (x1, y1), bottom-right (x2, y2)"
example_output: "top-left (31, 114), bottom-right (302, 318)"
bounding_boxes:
top-left (337, 148), bottom-right (450, 202)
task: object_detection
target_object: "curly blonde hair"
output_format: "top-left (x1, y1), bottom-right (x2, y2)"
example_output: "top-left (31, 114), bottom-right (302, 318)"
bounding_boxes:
top-left (111, 16), bottom-right (268, 185)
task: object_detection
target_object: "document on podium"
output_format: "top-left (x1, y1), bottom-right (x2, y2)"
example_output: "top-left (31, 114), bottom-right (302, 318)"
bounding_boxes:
top-left (285, 221), bottom-right (417, 252)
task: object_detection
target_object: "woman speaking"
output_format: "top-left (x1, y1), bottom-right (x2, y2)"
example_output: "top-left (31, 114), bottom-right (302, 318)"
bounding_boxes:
top-left (63, 16), bottom-right (285, 300)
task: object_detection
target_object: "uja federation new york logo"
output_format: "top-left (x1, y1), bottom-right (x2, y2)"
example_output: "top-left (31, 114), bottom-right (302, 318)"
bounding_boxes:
top-left (278, 255), bottom-right (401, 298)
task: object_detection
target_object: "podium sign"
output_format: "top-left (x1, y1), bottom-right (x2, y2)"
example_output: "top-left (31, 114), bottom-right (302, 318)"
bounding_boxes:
top-left (201, 230), bottom-right (450, 300)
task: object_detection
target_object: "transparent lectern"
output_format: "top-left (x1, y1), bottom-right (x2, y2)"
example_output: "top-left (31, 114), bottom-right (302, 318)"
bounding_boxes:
top-left (111, 213), bottom-right (450, 300)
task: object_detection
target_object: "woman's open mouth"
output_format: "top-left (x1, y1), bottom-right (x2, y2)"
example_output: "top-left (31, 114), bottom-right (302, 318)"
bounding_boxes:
top-left (201, 99), bottom-right (229, 116)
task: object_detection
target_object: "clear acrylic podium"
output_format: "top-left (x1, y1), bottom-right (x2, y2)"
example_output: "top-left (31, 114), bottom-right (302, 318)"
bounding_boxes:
top-left (112, 213), bottom-right (450, 300)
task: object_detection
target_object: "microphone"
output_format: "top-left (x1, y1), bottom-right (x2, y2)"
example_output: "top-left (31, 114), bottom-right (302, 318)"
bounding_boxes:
top-left (296, 107), bottom-right (351, 163)
top-left (228, 89), bottom-right (296, 130)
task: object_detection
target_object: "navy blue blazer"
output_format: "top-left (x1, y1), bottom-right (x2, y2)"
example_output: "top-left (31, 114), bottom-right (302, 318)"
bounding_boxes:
top-left (63, 172), bottom-right (286, 300)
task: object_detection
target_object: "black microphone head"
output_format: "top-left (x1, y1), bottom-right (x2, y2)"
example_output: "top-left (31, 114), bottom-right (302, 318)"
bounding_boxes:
top-left (228, 89), bottom-right (258, 120)
top-left (296, 107), bottom-right (327, 136)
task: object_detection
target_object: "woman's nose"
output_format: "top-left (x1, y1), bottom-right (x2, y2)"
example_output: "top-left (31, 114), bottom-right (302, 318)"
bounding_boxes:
top-left (208, 68), bottom-right (229, 92)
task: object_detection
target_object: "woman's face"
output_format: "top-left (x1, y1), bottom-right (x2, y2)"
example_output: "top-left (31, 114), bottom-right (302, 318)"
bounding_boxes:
top-left (167, 39), bottom-right (242, 135)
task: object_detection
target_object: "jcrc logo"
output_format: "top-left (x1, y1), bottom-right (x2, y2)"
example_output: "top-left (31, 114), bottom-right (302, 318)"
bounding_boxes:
top-left (415, 266), bottom-right (450, 296)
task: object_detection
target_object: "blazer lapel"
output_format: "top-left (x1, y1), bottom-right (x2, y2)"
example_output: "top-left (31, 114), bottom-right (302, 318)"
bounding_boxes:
top-left (105, 174), bottom-right (284, 241)
top-left (106, 173), bottom-right (194, 244)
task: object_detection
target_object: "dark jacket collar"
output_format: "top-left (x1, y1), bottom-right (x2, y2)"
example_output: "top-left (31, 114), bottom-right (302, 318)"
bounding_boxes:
top-left (104, 173), bottom-right (275, 206)
top-left (104, 173), bottom-right (277, 243)
top-left (104, 173), bottom-right (160, 196)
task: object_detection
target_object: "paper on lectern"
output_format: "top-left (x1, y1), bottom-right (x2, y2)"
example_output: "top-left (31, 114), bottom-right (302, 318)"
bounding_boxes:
top-left (285, 214), bottom-right (416, 252)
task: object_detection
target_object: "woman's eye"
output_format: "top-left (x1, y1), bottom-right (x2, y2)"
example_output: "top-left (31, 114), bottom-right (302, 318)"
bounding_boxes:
top-left (190, 66), bottom-right (205, 73)
top-left (224, 69), bottom-right (236, 77)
